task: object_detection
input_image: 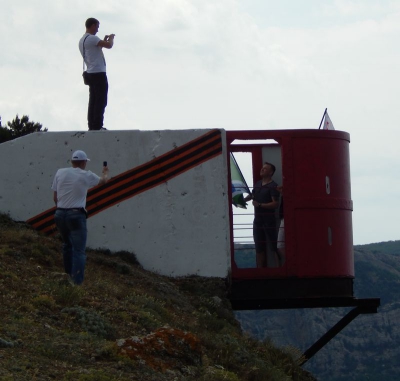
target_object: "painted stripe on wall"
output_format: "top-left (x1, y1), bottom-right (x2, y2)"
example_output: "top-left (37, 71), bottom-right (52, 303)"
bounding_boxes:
top-left (27, 129), bottom-right (222, 234)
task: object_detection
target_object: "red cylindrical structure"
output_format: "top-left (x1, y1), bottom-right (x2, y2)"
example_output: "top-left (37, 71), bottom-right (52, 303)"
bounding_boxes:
top-left (227, 129), bottom-right (354, 302)
top-left (285, 132), bottom-right (354, 278)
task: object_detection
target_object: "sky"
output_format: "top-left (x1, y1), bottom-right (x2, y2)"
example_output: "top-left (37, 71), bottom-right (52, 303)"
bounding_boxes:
top-left (1, 0), bottom-right (399, 245)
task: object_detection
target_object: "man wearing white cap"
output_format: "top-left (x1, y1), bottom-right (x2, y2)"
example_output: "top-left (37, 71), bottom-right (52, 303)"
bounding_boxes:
top-left (51, 150), bottom-right (109, 285)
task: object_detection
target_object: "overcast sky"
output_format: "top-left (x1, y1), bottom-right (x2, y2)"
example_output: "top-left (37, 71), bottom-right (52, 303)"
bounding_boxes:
top-left (1, 0), bottom-right (399, 245)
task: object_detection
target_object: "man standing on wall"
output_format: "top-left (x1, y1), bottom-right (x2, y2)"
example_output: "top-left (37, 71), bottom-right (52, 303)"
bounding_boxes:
top-left (52, 150), bottom-right (109, 284)
top-left (245, 162), bottom-right (280, 268)
top-left (79, 18), bottom-right (115, 131)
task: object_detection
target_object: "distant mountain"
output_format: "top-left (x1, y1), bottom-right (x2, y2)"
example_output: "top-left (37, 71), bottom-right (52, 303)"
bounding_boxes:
top-left (235, 241), bottom-right (400, 381)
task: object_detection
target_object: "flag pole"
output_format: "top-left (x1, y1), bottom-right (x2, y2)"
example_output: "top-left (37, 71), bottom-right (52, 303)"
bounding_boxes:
top-left (318, 108), bottom-right (327, 130)
top-left (230, 153), bottom-right (251, 194)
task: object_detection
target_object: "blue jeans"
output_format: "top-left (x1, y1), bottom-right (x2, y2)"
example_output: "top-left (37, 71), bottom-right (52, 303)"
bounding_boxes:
top-left (54, 209), bottom-right (87, 285)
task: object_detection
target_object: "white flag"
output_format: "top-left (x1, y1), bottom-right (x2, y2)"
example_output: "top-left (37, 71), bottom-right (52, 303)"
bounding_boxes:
top-left (323, 112), bottom-right (335, 130)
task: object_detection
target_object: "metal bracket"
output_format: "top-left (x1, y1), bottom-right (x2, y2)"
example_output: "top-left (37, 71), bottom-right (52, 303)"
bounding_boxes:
top-left (300, 299), bottom-right (380, 365)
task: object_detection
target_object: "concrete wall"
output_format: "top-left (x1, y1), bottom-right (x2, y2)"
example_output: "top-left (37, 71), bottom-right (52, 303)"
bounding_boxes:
top-left (0, 129), bottom-right (231, 277)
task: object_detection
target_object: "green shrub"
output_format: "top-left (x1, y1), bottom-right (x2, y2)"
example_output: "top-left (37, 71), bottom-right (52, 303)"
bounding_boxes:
top-left (61, 306), bottom-right (116, 339)
top-left (32, 295), bottom-right (56, 309)
top-left (202, 367), bottom-right (240, 381)
top-left (63, 370), bottom-right (115, 380)
top-left (53, 283), bottom-right (84, 306)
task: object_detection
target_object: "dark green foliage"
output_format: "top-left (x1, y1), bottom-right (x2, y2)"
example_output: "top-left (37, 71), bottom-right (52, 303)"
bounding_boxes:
top-left (0, 125), bottom-right (12, 143)
top-left (52, 283), bottom-right (85, 306)
top-left (0, 114), bottom-right (47, 143)
top-left (88, 248), bottom-right (141, 270)
top-left (63, 372), bottom-right (116, 381)
top-left (355, 240), bottom-right (400, 256)
top-left (354, 260), bottom-right (400, 305)
top-left (61, 306), bottom-right (116, 339)
top-left (354, 243), bottom-right (400, 306)
top-left (115, 250), bottom-right (141, 266)
top-left (0, 213), bottom-right (25, 228)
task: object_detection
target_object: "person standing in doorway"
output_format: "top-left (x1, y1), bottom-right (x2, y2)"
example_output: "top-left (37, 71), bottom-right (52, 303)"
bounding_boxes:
top-left (245, 162), bottom-right (280, 268)
top-left (52, 150), bottom-right (109, 284)
top-left (79, 18), bottom-right (115, 130)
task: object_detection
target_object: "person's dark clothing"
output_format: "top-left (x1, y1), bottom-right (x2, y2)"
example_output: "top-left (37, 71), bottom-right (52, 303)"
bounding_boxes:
top-left (87, 72), bottom-right (108, 130)
top-left (252, 180), bottom-right (279, 252)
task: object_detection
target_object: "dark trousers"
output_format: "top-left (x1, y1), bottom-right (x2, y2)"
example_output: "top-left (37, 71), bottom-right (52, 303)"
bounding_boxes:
top-left (253, 217), bottom-right (278, 252)
top-left (87, 72), bottom-right (108, 130)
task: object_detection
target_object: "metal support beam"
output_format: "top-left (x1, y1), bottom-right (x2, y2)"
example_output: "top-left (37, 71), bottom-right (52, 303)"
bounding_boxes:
top-left (230, 292), bottom-right (380, 366)
top-left (300, 303), bottom-right (379, 365)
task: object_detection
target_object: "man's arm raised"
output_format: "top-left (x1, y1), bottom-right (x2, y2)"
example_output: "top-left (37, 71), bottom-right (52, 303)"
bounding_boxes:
top-left (98, 34), bottom-right (115, 49)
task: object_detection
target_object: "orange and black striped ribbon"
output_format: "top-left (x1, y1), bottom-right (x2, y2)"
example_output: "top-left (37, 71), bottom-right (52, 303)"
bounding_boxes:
top-left (27, 129), bottom-right (222, 234)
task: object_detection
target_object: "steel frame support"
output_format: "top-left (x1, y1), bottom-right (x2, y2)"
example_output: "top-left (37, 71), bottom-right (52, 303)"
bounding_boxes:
top-left (300, 302), bottom-right (379, 365)
top-left (231, 296), bottom-right (380, 366)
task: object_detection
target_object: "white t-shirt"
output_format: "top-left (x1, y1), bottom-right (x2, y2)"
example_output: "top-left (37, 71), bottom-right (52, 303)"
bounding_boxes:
top-left (79, 33), bottom-right (106, 73)
top-left (51, 167), bottom-right (100, 208)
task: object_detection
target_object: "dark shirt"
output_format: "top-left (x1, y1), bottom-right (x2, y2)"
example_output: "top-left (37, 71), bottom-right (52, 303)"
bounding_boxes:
top-left (252, 180), bottom-right (279, 222)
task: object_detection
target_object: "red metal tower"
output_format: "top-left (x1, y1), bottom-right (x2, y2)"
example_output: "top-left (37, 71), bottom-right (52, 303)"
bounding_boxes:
top-left (227, 129), bottom-right (379, 364)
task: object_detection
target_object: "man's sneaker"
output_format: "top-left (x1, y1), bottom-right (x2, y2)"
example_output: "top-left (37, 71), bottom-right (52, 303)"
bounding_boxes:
top-left (100, 127), bottom-right (107, 130)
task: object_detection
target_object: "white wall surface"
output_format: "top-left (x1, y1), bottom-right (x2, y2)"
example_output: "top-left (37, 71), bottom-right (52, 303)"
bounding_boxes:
top-left (0, 129), bottom-right (231, 277)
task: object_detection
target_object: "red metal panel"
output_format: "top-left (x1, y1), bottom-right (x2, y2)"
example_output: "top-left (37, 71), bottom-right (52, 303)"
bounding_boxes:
top-left (291, 135), bottom-right (354, 278)
top-left (294, 209), bottom-right (354, 277)
top-left (292, 137), bottom-right (351, 200)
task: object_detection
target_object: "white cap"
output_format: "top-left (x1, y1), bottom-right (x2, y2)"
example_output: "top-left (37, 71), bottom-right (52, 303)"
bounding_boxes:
top-left (71, 150), bottom-right (90, 161)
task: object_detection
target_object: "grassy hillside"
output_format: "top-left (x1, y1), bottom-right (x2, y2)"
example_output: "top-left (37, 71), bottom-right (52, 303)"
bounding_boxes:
top-left (0, 214), bottom-right (315, 381)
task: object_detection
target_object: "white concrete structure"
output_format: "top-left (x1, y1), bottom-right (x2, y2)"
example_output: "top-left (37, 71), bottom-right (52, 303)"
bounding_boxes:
top-left (0, 129), bottom-right (231, 277)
